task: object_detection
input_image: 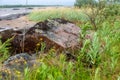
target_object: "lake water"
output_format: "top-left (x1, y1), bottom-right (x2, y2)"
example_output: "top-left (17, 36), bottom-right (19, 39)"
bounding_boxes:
top-left (0, 0), bottom-right (75, 6)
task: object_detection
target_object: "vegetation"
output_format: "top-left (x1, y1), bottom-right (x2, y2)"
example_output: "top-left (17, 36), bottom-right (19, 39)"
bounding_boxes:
top-left (23, 18), bottom-right (120, 80)
top-left (74, 0), bottom-right (120, 30)
top-left (27, 3), bottom-right (120, 80)
top-left (28, 4), bottom-right (120, 79)
top-left (0, 0), bottom-right (120, 80)
top-left (74, 0), bottom-right (97, 7)
top-left (28, 8), bottom-right (89, 22)
top-left (74, 0), bottom-right (120, 7)
top-left (0, 38), bottom-right (11, 63)
top-left (24, 51), bottom-right (91, 80)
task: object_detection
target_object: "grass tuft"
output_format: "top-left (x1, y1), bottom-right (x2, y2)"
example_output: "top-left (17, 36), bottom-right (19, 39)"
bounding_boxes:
top-left (28, 7), bottom-right (89, 22)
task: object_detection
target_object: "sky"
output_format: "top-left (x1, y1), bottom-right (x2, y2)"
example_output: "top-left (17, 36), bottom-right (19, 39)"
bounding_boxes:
top-left (0, 0), bottom-right (75, 6)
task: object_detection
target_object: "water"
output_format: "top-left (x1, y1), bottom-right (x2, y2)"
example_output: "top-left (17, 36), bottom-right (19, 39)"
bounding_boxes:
top-left (0, 0), bottom-right (75, 6)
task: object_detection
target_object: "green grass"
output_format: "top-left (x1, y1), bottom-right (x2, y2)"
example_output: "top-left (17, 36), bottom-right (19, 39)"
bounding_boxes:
top-left (0, 38), bottom-right (11, 63)
top-left (24, 50), bottom-right (91, 80)
top-left (28, 8), bottom-right (89, 22)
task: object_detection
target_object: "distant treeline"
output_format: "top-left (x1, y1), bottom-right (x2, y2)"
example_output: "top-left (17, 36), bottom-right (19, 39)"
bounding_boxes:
top-left (0, 5), bottom-right (63, 8)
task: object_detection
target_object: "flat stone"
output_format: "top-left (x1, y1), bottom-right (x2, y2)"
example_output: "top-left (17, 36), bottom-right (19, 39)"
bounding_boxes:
top-left (0, 8), bottom-right (33, 20)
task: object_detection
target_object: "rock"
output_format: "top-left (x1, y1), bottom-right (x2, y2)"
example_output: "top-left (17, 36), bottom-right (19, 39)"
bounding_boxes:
top-left (0, 18), bottom-right (81, 54)
top-left (4, 53), bottom-right (34, 65)
top-left (12, 8), bottom-right (20, 10)
top-left (11, 34), bottom-right (40, 54)
top-left (12, 18), bottom-right (81, 53)
top-left (0, 12), bottom-right (29, 20)
top-left (3, 53), bottom-right (38, 72)
top-left (0, 53), bottom-right (40, 80)
top-left (26, 18), bottom-right (81, 51)
top-left (0, 27), bottom-right (14, 42)
top-left (0, 67), bottom-right (15, 80)
top-left (0, 26), bottom-right (27, 43)
top-left (27, 7), bottom-right (34, 10)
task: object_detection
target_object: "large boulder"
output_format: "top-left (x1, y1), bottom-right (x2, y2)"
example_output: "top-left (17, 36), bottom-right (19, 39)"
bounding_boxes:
top-left (0, 18), bottom-right (81, 54)
top-left (28, 18), bottom-right (81, 48)
top-left (12, 18), bottom-right (81, 53)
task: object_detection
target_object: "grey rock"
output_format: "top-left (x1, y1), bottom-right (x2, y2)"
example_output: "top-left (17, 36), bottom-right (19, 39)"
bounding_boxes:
top-left (3, 53), bottom-right (36, 71)
top-left (0, 27), bottom-right (14, 42)
top-left (0, 12), bottom-right (29, 20)
top-left (0, 53), bottom-right (40, 80)
top-left (26, 18), bottom-right (81, 49)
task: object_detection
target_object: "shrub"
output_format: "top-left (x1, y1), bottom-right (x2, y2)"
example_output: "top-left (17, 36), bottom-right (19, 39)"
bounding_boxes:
top-left (104, 4), bottom-right (120, 17)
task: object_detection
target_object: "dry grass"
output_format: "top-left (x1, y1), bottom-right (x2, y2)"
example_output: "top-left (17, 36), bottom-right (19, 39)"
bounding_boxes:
top-left (28, 7), bottom-right (89, 22)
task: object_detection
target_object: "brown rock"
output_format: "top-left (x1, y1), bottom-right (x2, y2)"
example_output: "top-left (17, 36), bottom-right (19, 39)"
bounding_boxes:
top-left (0, 18), bottom-right (81, 54)
top-left (24, 18), bottom-right (81, 53)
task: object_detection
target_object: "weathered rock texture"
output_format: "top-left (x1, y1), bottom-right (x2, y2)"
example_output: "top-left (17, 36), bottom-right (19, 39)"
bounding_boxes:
top-left (0, 53), bottom-right (39, 80)
top-left (0, 18), bottom-right (81, 54)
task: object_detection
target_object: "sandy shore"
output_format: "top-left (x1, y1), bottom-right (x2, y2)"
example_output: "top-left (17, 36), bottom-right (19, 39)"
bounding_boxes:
top-left (0, 7), bottom-right (38, 30)
top-left (0, 7), bottom-right (68, 30)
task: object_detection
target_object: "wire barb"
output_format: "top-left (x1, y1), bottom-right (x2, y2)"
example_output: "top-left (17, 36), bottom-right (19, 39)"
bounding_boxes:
top-left (22, 0), bottom-right (28, 53)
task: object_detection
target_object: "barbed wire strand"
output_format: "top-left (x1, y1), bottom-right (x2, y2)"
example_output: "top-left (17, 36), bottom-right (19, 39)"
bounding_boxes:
top-left (22, 0), bottom-right (28, 53)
